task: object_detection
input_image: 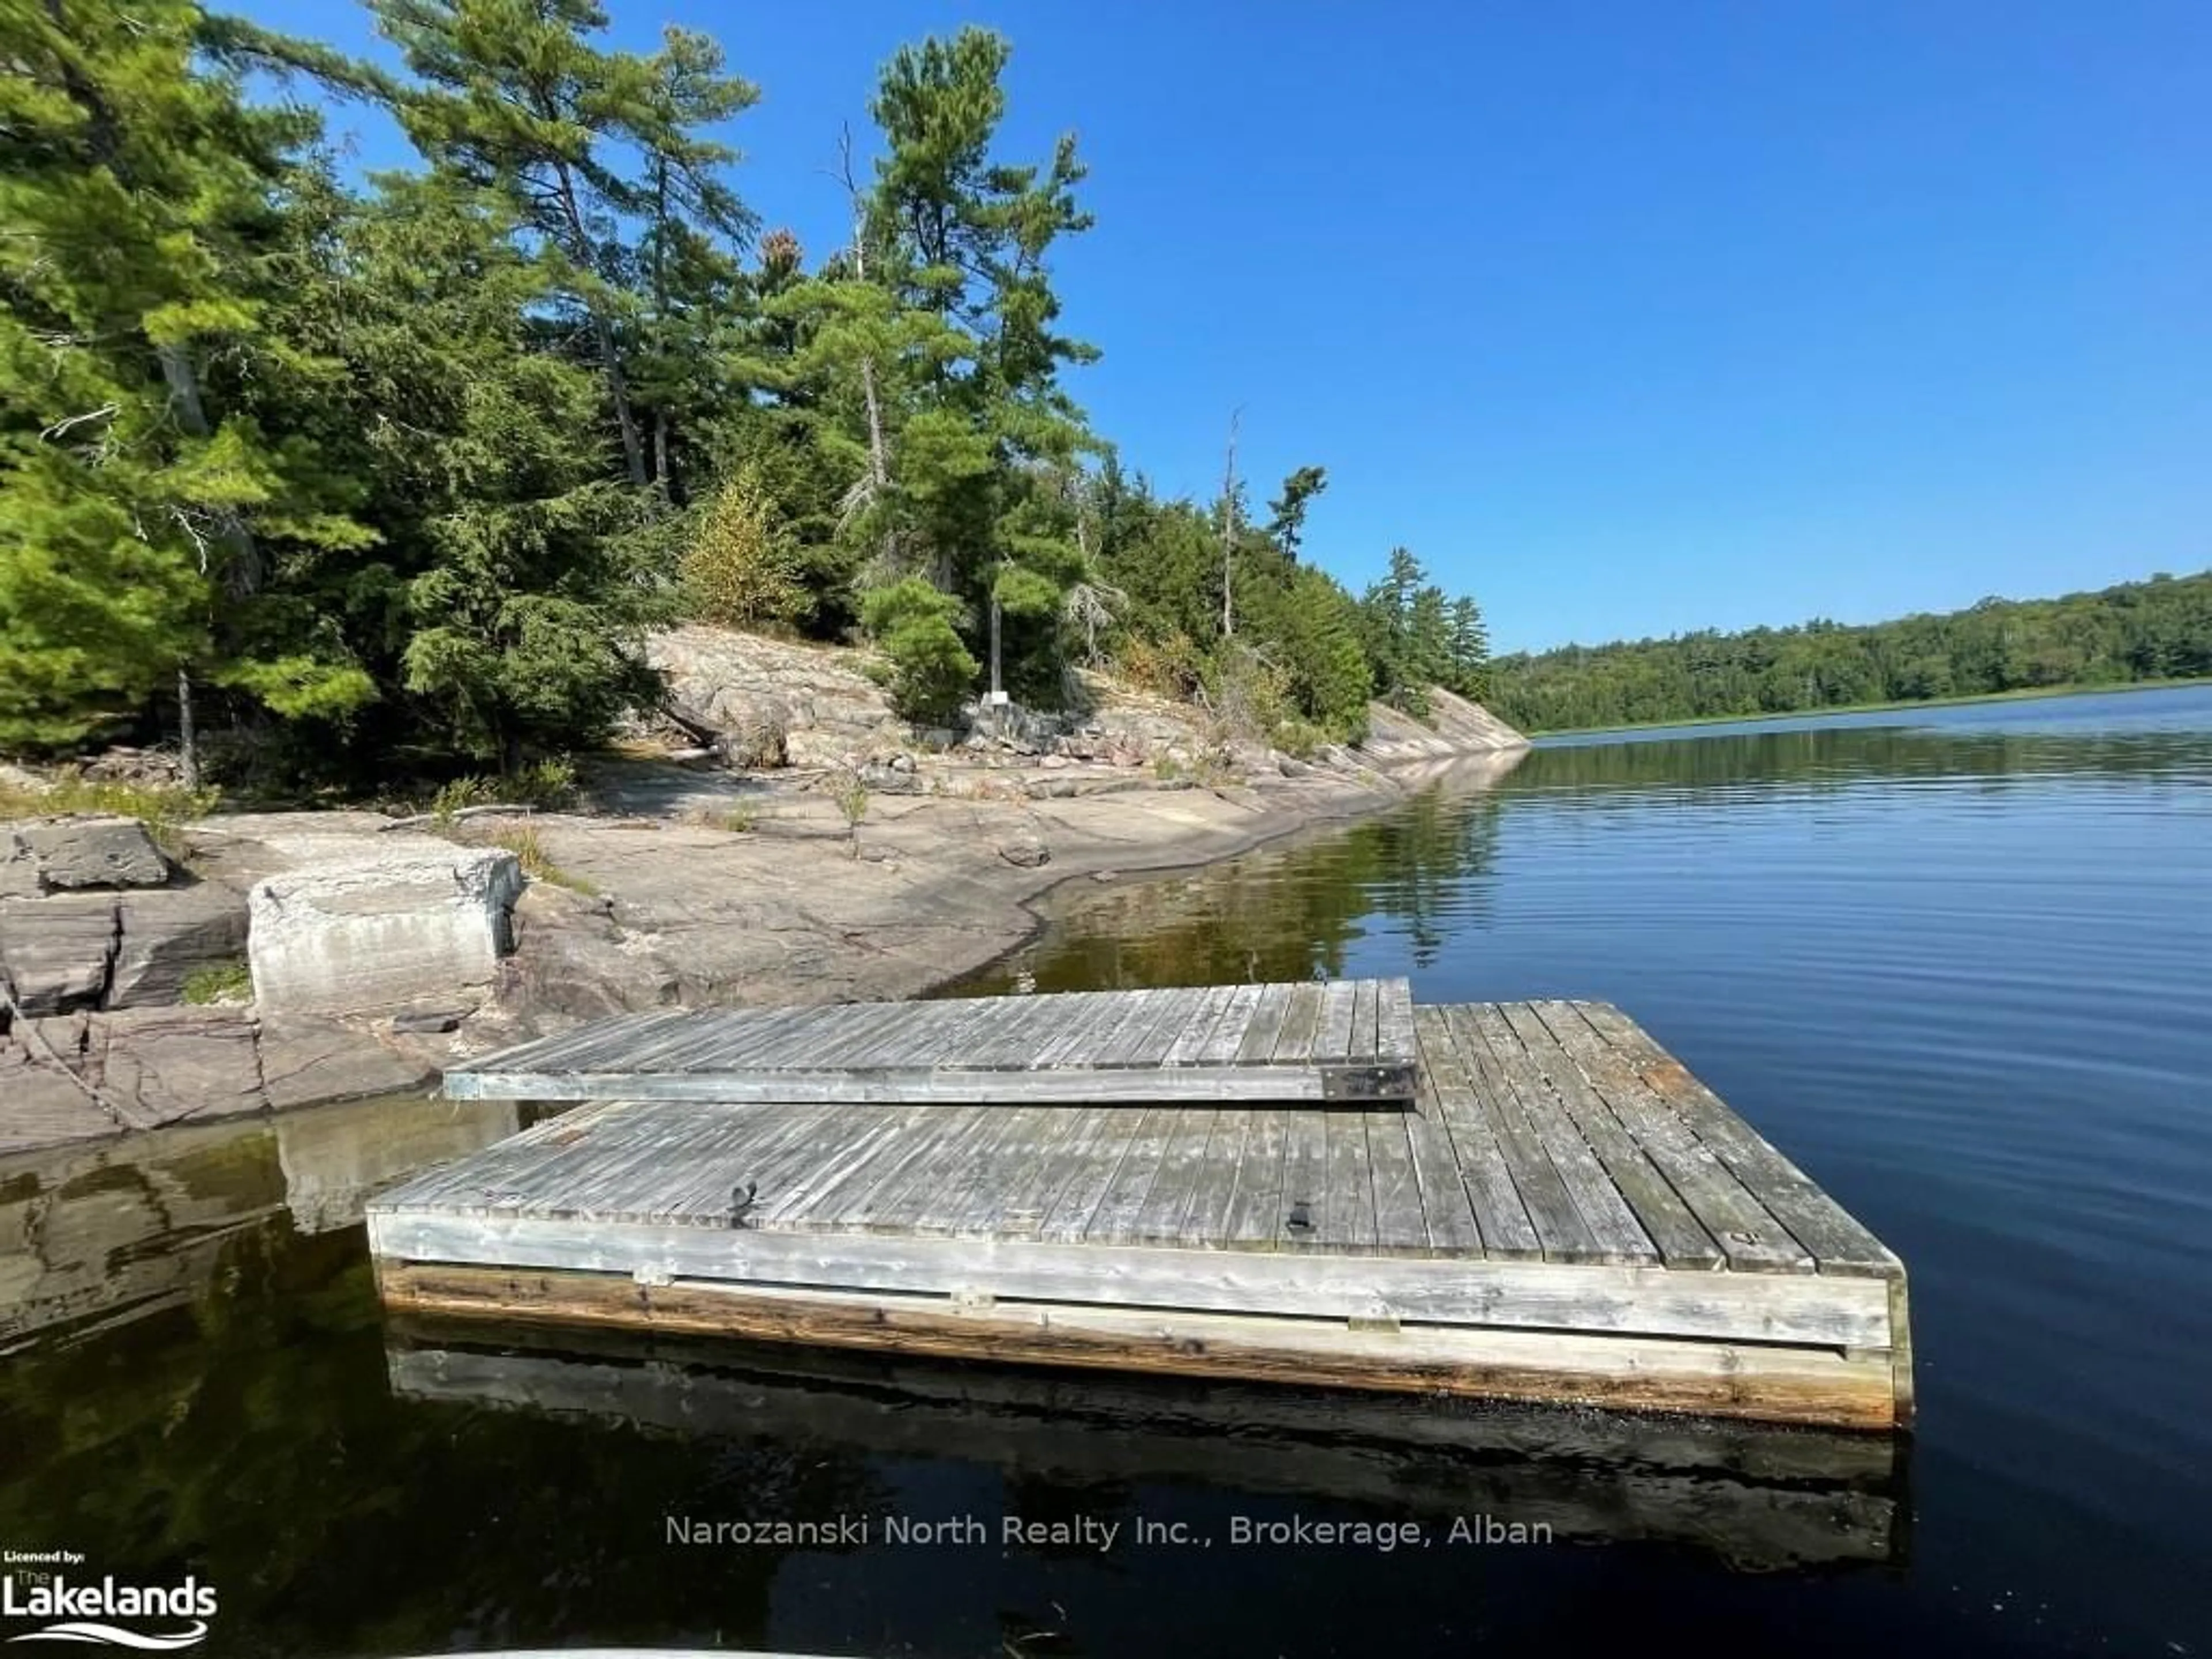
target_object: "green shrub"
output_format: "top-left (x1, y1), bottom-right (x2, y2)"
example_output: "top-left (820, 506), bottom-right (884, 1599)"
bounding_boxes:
top-left (427, 774), bottom-right (500, 830)
top-left (513, 756), bottom-right (578, 809)
top-left (425, 758), bottom-right (574, 828)
top-left (859, 578), bottom-right (977, 721)
top-left (828, 769), bottom-right (869, 858)
top-left (1113, 630), bottom-right (1206, 701)
top-left (682, 465), bottom-right (804, 630)
top-left (1204, 643), bottom-right (1292, 743)
top-left (1272, 718), bottom-right (1328, 761)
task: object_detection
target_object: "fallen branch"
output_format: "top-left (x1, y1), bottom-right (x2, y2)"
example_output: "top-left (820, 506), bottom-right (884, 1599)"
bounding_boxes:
top-left (380, 804), bottom-right (537, 832)
top-left (660, 695), bottom-right (730, 748)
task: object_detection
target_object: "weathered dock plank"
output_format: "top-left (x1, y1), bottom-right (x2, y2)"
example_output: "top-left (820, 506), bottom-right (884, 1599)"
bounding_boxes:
top-left (369, 1206), bottom-right (1894, 1346)
top-left (381, 994), bottom-right (1913, 1429)
top-left (445, 979), bottom-right (1420, 1105)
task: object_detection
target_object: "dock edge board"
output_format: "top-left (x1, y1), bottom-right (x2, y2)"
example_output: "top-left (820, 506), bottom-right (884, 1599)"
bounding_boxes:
top-left (441, 1060), bottom-right (1419, 1106)
top-left (373, 1262), bottom-right (1904, 1431)
top-left (367, 1209), bottom-right (1912, 1430)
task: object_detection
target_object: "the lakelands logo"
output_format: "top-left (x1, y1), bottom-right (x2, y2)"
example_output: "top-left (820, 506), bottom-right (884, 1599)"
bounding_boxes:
top-left (2, 1552), bottom-right (215, 1650)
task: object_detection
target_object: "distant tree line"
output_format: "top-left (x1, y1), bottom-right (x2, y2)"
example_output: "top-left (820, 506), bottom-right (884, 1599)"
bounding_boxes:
top-left (0, 0), bottom-right (1490, 786)
top-left (1486, 572), bottom-right (2212, 733)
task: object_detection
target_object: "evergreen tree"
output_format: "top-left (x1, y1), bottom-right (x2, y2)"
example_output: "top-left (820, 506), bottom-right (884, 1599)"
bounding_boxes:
top-left (629, 26), bottom-right (759, 502)
top-left (1445, 594), bottom-right (1490, 698)
top-left (0, 6), bottom-right (1515, 778)
top-left (285, 174), bottom-right (671, 770)
top-left (372, 0), bottom-right (755, 491)
top-left (862, 28), bottom-right (1097, 678)
top-left (682, 463), bottom-right (802, 629)
top-left (1265, 465), bottom-right (1328, 560)
top-left (0, 0), bottom-right (375, 761)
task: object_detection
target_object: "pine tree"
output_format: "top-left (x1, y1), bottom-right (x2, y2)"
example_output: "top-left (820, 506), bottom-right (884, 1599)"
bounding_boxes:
top-left (0, 0), bottom-right (376, 760)
top-left (1445, 595), bottom-right (1490, 698)
top-left (285, 174), bottom-right (672, 770)
top-left (1362, 547), bottom-right (1460, 717)
top-left (630, 26), bottom-right (759, 501)
top-left (863, 28), bottom-right (1098, 674)
top-left (1266, 465), bottom-right (1328, 560)
top-left (373, 0), bottom-right (755, 491)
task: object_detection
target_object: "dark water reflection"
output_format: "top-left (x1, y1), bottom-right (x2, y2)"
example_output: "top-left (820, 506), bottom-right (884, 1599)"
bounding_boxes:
top-left (967, 685), bottom-right (2212, 1657)
top-left (4, 686), bottom-right (2208, 1657)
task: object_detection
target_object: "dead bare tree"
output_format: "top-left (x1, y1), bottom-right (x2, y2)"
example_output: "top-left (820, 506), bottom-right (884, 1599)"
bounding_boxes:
top-left (1219, 407), bottom-right (1241, 639)
top-left (831, 126), bottom-right (898, 582)
top-left (1062, 578), bottom-right (1125, 666)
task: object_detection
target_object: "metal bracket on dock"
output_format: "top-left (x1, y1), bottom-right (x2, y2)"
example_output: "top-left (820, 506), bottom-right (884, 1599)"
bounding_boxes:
top-left (951, 1289), bottom-right (996, 1311)
top-left (1321, 1064), bottom-right (1418, 1103)
top-left (632, 1264), bottom-right (675, 1288)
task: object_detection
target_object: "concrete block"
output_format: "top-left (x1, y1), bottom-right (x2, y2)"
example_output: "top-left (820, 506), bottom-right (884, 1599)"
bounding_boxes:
top-left (248, 840), bottom-right (523, 1017)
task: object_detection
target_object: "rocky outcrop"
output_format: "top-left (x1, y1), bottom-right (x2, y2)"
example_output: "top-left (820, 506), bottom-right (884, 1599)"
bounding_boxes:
top-left (247, 838), bottom-right (524, 1017)
top-left (256, 1013), bottom-right (442, 1113)
top-left (1, 816), bottom-right (507, 1154)
top-left (2, 885), bottom-right (251, 1016)
top-left (1, 658), bottom-right (1536, 1155)
top-left (646, 625), bottom-right (1528, 785)
top-left (0, 894), bottom-right (121, 1015)
top-left (649, 626), bottom-right (907, 769)
top-left (499, 881), bottom-right (680, 1022)
top-left (1, 817), bottom-right (171, 897)
top-left (88, 1006), bottom-right (264, 1124)
top-left (1356, 689), bottom-right (1531, 766)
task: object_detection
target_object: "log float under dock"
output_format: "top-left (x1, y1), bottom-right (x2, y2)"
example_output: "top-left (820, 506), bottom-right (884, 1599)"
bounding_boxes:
top-left (372, 984), bottom-right (1913, 1430)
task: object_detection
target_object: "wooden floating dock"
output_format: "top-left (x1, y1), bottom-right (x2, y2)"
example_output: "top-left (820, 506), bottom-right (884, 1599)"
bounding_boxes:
top-left (374, 983), bottom-right (1913, 1430)
top-left (444, 979), bottom-right (1421, 1105)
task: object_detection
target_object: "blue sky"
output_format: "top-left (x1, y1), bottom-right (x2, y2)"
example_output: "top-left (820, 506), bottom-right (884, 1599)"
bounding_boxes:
top-left (228, 0), bottom-right (2211, 654)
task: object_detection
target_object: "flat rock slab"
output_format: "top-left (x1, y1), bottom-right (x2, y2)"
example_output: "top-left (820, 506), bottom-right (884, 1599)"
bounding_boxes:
top-left (90, 1006), bottom-right (264, 1130)
top-left (1, 887), bottom-right (251, 1014)
top-left (259, 1015), bottom-right (438, 1113)
top-left (1, 818), bottom-right (171, 894)
top-left (109, 886), bottom-right (250, 1009)
top-left (0, 1010), bottom-right (442, 1152)
top-left (0, 1044), bottom-right (118, 1152)
top-left (0, 894), bottom-right (120, 1016)
top-left (249, 839), bottom-right (523, 1017)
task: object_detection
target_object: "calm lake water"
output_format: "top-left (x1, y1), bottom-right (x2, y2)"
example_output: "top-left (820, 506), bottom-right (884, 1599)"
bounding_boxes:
top-left (5, 685), bottom-right (2209, 1657)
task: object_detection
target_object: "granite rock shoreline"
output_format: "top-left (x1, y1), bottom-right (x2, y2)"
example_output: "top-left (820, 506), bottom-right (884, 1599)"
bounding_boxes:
top-left (3, 672), bottom-right (1528, 1156)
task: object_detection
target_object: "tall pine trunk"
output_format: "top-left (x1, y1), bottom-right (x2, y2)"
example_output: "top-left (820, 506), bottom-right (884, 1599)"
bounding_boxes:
top-left (551, 159), bottom-right (647, 487)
